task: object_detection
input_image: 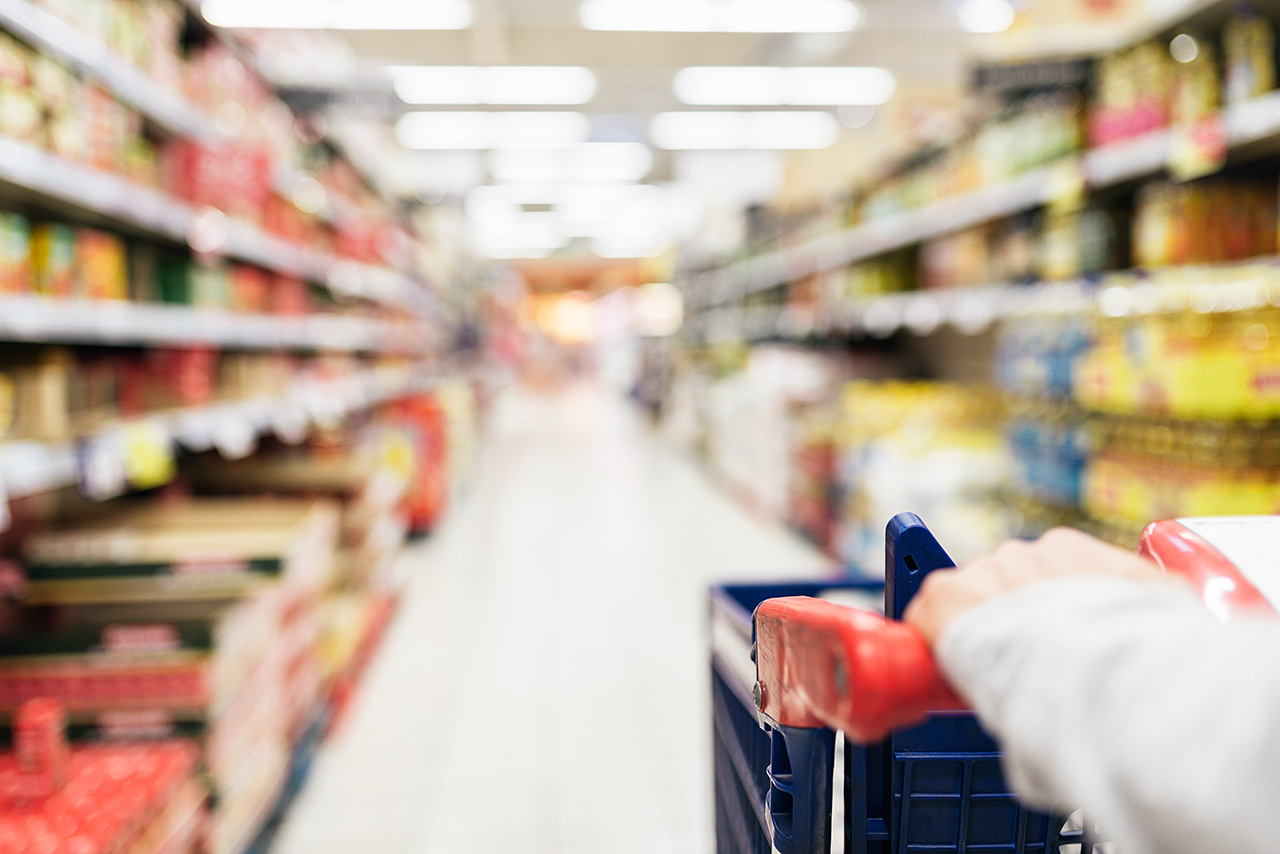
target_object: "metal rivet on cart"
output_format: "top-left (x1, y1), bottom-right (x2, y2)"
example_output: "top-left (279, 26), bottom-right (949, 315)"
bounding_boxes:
top-left (753, 681), bottom-right (765, 710)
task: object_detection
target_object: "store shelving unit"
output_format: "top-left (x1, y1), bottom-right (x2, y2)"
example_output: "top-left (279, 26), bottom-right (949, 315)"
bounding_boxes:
top-left (0, 0), bottom-right (222, 141)
top-left (0, 6), bottom-right (463, 854)
top-left (0, 135), bottom-right (424, 311)
top-left (0, 364), bottom-right (433, 499)
top-left (0, 0), bottom-right (428, 314)
top-left (689, 88), bottom-right (1280, 312)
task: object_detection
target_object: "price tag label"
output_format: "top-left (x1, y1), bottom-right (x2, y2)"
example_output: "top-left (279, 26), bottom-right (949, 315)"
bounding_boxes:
top-left (1047, 156), bottom-right (1086, 215)
top-left (0, 466), bottom-right (10, 534)
top-left (123, 421), bottom-right (176, 490)
top-left (76, 430), bottom-right (128, 501)
top-left (378, 430), bottom-right (418, 486)
top-left (214, 414), bottom-right (257, 460)
top-left (272, 402), bottom-right (310, 445)
top-left (1169, 114), bottom-right (1228, 182)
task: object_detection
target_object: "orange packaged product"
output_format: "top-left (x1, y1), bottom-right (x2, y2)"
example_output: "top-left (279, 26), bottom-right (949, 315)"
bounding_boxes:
top-left (271, 276), bottom-right (312, 316)
top-left (230, 264), bottom-right (272, 313)
top-left (75, 228), bottom-right (128, 301)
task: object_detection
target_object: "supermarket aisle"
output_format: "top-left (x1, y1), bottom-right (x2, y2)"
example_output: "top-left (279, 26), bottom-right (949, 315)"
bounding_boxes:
top-left (269, 382), bottom-right (832, 854)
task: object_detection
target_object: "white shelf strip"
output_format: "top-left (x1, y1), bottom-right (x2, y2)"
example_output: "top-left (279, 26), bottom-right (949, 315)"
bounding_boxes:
top-left (0, 295), bottom-right (424, 352)
top-left (697, 260), bottom-right (1280, 342)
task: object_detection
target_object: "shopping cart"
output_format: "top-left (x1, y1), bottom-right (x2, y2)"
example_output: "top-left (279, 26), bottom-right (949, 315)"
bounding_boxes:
top-left (710, 512), bottom-right (1094, 854)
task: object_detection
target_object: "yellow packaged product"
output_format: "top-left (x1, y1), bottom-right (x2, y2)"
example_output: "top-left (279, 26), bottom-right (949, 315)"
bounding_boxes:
top-left (1073, 323), bottom-right (1141, 414)
top-left (1224, 8), bottom-right (1276, 103)
top-left (1170, 32), bottom-right (1220, 125)
top-left (1181, 466), bottom-right (1280, 517)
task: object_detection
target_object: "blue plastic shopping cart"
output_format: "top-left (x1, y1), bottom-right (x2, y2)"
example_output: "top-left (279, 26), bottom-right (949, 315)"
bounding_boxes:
top-left (710, 513), bottom-right (1096, 854)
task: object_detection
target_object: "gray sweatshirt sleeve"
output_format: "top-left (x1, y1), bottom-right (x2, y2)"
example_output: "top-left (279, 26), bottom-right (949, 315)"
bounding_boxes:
top-left (935, 575), bottom-right (1280, 854)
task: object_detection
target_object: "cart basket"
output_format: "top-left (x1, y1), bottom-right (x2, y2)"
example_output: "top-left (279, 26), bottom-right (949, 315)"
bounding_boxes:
top-left (710, 513), bottom-right (1097, 854)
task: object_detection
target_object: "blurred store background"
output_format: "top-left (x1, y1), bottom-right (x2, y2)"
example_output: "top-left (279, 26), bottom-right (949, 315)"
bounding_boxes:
top-left (0, 0), bottom-right (1271, 851)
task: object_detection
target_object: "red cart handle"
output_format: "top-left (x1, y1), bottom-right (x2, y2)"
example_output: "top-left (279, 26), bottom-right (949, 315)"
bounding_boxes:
top-left (754, 516), bottom-right (1280, 745)
top-left (754, 596), bottom-right (965, 744)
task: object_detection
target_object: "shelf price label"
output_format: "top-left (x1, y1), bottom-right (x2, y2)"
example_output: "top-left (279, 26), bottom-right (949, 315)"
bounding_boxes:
top-left (214, 413), bottom-right (258, 461)
top-left (123, 421), bottom-right (176, 490)
top-left (0, 467), bottom-right (9, 534)
top-left (76, 430), bottom-right (128, 501)
top-left (1169, 114), bottom-right (1228, 182)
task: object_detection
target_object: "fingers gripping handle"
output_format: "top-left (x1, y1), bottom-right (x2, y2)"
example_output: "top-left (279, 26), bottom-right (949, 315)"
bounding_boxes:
top-left (754, 597), bottom-right (965, 744)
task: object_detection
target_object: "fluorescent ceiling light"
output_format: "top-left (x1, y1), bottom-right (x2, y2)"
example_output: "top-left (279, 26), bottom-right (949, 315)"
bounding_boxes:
top-left (580, 0), bottom-right (861, 32)
top-left (488, 143), bottom-right (653, 183)
top-left (397, 112), bottom-right (591, 149)
top-left (392, 66), bottom-right (596, 105)
top-left (675, 67), bottom-right (894, 106)
top-left (650, 111), bottom-right (840, 150)
top-left (202, 0), bottom-right (472, 29)
top-left (957, 0), bottom-right (1014, 33)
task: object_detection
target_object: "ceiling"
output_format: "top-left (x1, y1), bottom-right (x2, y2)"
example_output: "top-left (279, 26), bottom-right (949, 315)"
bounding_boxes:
top-left (230, 0), bottom-right (1189, 263)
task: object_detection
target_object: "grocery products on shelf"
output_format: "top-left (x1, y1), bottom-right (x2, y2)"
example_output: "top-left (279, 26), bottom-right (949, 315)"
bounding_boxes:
top-left (1132, 175), bottom-right (1278, 268)
top-left (1083, 420), bottom-right (1280, 530)
top-left (0, 714), bottom-right (204, 854)
top-left (0, 1), bottom-right (481, 853)
top-left (834, 381), bottom-right (1013, 571)
top-left (1073, 308), bottom-right (1280, 419)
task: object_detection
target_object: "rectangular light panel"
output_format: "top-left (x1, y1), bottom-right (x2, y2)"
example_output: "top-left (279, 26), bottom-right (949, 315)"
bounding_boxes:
top-left (580, 0), bottom-right (862, 33)
top-left (397, 112), bottom-right (592, 150)
top-left (675, 67), bottom-right (896, 106)
top-left (392, 67), bottom-right (597, 105)
top-left (202, 0), bottom-right (472, 29)
top-left (650, 111), bottom-right (840, 150)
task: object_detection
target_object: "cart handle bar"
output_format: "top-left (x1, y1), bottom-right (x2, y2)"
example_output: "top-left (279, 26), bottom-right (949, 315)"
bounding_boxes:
top-left (753, 596), bottom-right (965, 743)
top-left (754, 517), bottom-right (1280, 744)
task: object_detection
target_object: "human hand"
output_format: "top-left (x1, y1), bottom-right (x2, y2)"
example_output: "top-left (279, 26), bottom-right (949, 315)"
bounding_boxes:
top-left (903, 527), bottom-right (1168, 647)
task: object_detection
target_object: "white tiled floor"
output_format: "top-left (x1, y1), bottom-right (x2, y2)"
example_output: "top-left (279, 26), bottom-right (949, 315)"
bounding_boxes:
top-left (269, 383), bottom-right (832, 854)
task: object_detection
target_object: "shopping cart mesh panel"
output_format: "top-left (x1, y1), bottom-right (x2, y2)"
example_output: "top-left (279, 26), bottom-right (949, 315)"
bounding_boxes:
top-left (896, 753), bottom-right (1062, 853)
top-left (713, 665), bottom-right (772, 854)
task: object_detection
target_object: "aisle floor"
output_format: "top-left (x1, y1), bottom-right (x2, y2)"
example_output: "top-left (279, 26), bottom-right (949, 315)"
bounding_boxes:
top-left (269, 383), bottom-right (833, 854)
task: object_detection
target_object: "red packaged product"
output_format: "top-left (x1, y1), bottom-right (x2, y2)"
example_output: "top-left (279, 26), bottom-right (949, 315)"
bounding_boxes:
top-left (230, 265), bottom-right (271, 313)
top-left (13, 698), bottom-right (68, 795)
top-left (146, 348), bottom-right (218, 409)
top-left (271, 276), bottom-right (311, 316)
top-left (165, 140), bottom-right (273, 221)
top-left (333, 216), bottom-right (383, 263)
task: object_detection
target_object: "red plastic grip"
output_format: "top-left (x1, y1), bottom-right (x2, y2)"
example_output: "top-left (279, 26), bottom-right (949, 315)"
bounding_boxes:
top-left (754, 596), bottom-right (965, 744)
top-left (1139, 520), bottom-right (1277, 619)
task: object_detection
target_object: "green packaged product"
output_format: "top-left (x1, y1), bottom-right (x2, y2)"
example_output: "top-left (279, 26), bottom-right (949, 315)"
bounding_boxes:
top-left (0, 212), bottom-right (30, 294)
top-left (156, 253), bottom-right (193, 304)
top-left (31, 223), bottom-right (75, 297)
top-left (190, 261), bottom-right (230, 308)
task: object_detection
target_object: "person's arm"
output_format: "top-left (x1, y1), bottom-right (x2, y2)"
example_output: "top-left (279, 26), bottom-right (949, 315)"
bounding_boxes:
top-left (905, 529), bottom-right (1280, 854)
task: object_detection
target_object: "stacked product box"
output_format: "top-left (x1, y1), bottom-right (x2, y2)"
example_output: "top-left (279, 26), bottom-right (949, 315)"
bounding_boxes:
top-left (8, 497), bottom-right (339, 854)
top-left (0, 346), bottom-right (309, 444)
top-left (183, 443), bottom-right (410, 690)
